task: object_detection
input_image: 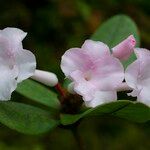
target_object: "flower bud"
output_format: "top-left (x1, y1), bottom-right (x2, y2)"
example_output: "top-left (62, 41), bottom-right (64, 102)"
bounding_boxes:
top-left (31, 69), bottom-right (58, 87)
top-left (112, 35), bottom-right (136, 60)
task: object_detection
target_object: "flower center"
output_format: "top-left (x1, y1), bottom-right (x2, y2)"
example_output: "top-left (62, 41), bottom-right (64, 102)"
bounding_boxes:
top-left (7, 50), bottom-right (15, 58)
top-left (84, 71), bottom-right (92, 81)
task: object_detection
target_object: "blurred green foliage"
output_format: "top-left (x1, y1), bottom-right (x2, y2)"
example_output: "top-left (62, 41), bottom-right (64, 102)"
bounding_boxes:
top-left (0, 0), bottom-right (150, 149)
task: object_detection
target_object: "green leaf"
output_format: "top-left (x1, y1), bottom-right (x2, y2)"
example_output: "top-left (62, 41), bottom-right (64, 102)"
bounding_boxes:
top-left (60, 100), bottom-right (150, 125)
top-left (91, 14), bottom-right (140, 47)
top-left (112, 102), bottom-right (150, 122)
top-left (16, 79), bottom-right (60, 109)
top-left (60, 100), bottom-right (130, 125)
top-left (91, 14), bottom-right (140, 68)
top-left (0, 102), bottom-right (59, 134)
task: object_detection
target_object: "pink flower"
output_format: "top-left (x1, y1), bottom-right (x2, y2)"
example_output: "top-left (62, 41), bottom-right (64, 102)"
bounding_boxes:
top-left (112, 35), bottom-right (136, 60)
top-left (0, 28), bottom-right (36, 100)
top-left (61, 40), bottom-right (124, 107)
top-left (125, 48), bottom-right (150, 106)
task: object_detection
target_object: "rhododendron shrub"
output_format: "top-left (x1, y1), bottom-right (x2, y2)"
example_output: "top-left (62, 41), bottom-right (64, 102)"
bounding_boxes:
top-left (0, 15), bottom-right (149, 137)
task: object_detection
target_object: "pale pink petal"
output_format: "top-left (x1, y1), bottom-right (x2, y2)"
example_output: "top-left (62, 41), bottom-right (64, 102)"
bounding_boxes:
top-left (137, 87), bottom-right (150, 106)
top-left (134, 48), bottom-right (150, 59)
top-left (70, 70), bottom-right (85, 82)
top-left (0, 28), bottom-right (27, 65)
top-left (134, 49), bottom-right (150, 82)
top-left (82, 40), bottom-right (110, 59)
top-left (0, 27), bottom-right (27, 50)
top-left (135, 48), bottom-right (150, 106)
top-left (0, 36), bottom-right (15, 66)
top-left (0, 64), bottom-right (18, 100)
top-left (134, 49), bottom-right (150, 84)
top-left (16, 49), bottom-right (36, 82)
top-left (74, 82), bottom-right (96, 101)
top-left (112, 35), bottom-right (136, 60)
top-left (70, 70), bottom-right (96, 101)
top-left (125, 48), bottom-right (150, 106)
top-left (125, 48), bottom-right (150, 88)
top-left (125, 60), bottom-right (140, 89)
top-left (91, 56), bottom-right (124, 90)
top-left (127, 89), bottom-right (138, 97)
top-left (61, 48), bottom-right (92, 77)
top-left (85, 91), bottom-right (117, 108)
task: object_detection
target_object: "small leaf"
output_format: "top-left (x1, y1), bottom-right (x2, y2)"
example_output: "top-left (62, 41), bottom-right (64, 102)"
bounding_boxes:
top-left (0, 102), bottom-right (59, 134)
top-left (60, 100), bottom-right (150, 125)
top-left (91, 14), bottom-right (140, 67)
top-left (16, 79), bottom-right (60, 109)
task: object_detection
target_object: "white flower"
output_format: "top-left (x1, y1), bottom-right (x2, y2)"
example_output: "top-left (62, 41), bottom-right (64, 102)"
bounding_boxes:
top-left (0, 27), bottom-right (36, 100)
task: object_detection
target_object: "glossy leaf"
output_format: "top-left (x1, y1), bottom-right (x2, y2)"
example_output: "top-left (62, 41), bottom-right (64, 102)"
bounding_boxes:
top-left (16, 79), bottom-right (60, 109)
top-left (91, 14), bottom-right (140, 47)
top-left (112, 102), bottom-right (150, 122)
top-left (0, 102), bottom-right (59, 134)
top-left (60, 100), bottom-right (150, 125)
top-left (91, 14), bottom-right (140, 68)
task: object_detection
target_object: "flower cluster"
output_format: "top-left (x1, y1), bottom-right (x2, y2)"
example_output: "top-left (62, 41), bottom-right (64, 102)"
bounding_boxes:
top-left (61, 35), bottom-right (150, 107)
top-left (0, 27), bottom-right (150, 108)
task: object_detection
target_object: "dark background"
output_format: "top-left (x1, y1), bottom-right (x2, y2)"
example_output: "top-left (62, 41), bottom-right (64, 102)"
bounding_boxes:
top-left (0, 0), bottom-right (150, 149)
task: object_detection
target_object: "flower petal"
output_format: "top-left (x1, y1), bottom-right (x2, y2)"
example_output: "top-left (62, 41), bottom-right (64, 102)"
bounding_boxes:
top-left (135, 49), bottom-right (150, 86)
top-left (125, 48), bottom-right (150, 106)
top-left (125, 48), bottom-right (150, 89)
top-left (16, 49), bottom-right (36, 82)
top-left (0, 65), bottom-right (17, 100)
top-left (0, 28), bottom-right (27, 66)
top-left (61, 48), bottom-right (92, 77)
top-left (82, 40), bottom-right (110, 59)
top-left (134, 48), bottom-right (150, 59)
top-left (137, 87), bottom-right (150, 106)
top-left (127, 89), bottom-right (139, 97)
top-left (70, 70), bottom-right (96, 101)
top-left (112, 35), bottom-right (136, 60)
top-left (0, 27), bottom-right (27, 49)
top-left (92, 56), bottom-right (124, 90)
top-left (125, 60), bottom-right (140, 89)
top-left (85, 91), bottom-right (117, 108)
top-left (0, 36), bottom-right (15, 65)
